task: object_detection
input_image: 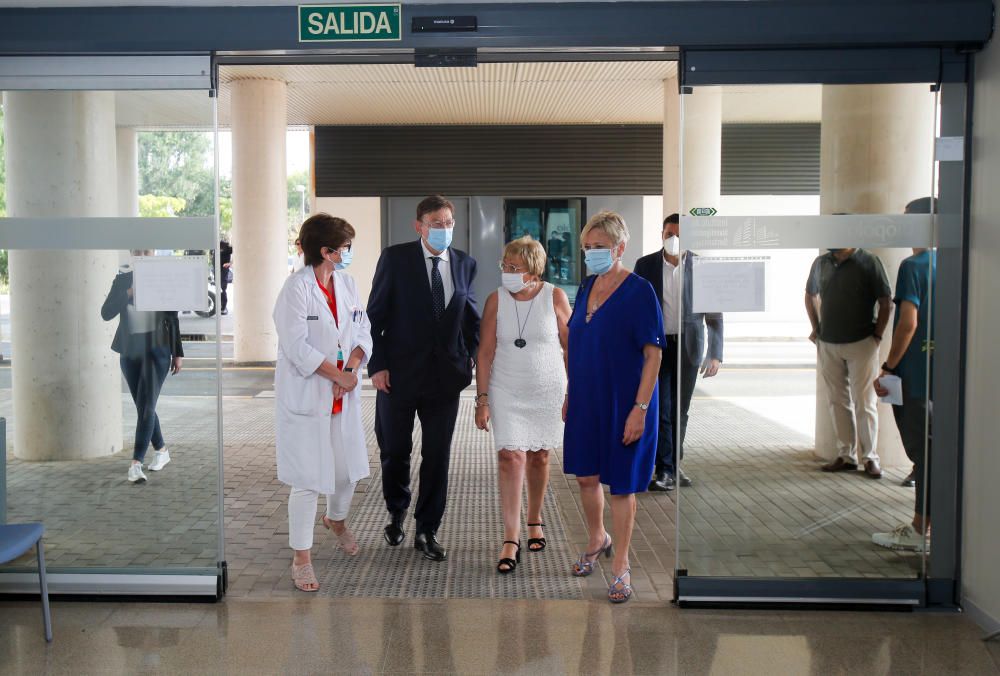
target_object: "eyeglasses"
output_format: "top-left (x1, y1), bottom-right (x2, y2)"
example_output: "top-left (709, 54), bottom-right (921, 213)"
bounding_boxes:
top-left (325, 243), bottom-right (352, 254)
top-left (498, 262), bottom-right (527, 274)
top-left (422, 219), bottom-right (456, 229)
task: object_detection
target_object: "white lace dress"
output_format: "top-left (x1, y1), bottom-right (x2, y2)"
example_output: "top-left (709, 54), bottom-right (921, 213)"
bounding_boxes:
top-left (488, 282), bottom-right (567, 451)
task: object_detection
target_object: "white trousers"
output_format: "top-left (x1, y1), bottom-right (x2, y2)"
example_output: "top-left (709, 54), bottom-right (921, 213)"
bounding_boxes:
top-left (287, 413), bottom-right (359, 551)
top-left (818, 337), bottom-right (881, 463)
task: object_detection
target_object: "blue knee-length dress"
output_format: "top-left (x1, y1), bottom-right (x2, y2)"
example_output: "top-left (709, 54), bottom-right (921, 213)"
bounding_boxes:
top-left (564, 273), bottom-right (664, 495)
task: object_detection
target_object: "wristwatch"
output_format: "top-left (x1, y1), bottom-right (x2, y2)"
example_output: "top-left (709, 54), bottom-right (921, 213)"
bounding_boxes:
top-left (880, 362), bottom-right (897, 375)
top-left (634, 401), bottom-right (649, 411)
top-left (344, 367), bottom-right (355, 373)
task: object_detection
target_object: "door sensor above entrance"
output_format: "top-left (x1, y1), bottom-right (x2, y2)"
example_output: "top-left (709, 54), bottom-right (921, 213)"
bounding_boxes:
top-left (412, 16), bottom-right (477, 32)
top-left (414, 48), bottom-right (478, 68)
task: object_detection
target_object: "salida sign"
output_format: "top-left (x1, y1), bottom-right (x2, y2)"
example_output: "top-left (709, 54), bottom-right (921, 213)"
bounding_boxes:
top-left (299, 4), bottom-right (401, 42)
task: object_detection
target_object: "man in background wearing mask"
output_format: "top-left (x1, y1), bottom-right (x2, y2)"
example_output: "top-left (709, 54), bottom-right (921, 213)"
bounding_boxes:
top-left (635, 213), bottom-right (724, 491)
top-left (367, 195), bottom-right (481, 562)
top-left (805, 237), bottom-right (892, 478)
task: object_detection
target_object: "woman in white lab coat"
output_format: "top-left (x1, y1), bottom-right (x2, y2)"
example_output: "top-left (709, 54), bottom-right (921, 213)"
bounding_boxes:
top-left (272, 213), bottom-right (373, 593)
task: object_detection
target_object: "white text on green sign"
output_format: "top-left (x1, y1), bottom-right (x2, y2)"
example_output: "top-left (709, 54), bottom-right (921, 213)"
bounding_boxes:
top-left (690, 207), bottom-right (718, 217)
top-left (299, 4), bottom-right (401, 42)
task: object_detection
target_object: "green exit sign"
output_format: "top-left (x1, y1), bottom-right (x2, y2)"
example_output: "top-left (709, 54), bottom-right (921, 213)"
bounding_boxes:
top-left (299, 4), bottom-right (402, 42)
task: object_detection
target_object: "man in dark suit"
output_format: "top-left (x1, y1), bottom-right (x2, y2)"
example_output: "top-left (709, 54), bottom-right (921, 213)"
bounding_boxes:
top-left (367, 195), bottom-right (480, 561)
top-left (634, 213), bottom-right (724, 490)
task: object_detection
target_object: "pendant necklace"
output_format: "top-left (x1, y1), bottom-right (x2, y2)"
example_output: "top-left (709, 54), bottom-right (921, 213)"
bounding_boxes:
top-left (513, 291), bottom-right (537, 348)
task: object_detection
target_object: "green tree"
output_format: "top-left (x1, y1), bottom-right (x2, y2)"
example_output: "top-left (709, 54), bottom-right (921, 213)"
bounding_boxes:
top-left (138, 194), bottom-right (187, 217)
top-left (138, 131), bottom-right (214, 217)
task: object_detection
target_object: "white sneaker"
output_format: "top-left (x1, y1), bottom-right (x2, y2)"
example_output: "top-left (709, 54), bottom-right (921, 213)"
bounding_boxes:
top-left (148, 449), bottom-right (171, 472)
top-left (872, 524), bottom-right (928, 552)
top-left (127, 462), bottom-right (147, 484)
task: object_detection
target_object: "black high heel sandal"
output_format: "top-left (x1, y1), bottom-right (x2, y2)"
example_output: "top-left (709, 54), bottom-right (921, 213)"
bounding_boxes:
top-left (527, 523), bottom-right (547, 552)
top-left (496, 540), bottom-right (521, 574)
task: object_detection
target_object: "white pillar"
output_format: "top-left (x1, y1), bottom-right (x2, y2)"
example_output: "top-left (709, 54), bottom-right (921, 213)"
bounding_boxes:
top-left (3, 91), bottom-right (122, 461)
top-left (116, 126), bottom-right (139, 268)
top-left (816, 83), bottom-right (937, 467)
top-left (116, 127), bottom-right (139, 218)
top-left (662, 76), bottom-right (681, 220)
top-left (231, 79), bottom-right (288, 363)
top-left (681, 86), bottom-right (723, 216)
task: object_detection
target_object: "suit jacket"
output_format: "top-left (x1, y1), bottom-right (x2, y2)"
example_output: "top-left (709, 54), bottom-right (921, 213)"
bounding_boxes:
top-left (367, 240), bottom-right (481, 398)
top-left (634, 250), bottom-right (723, 366)
top-left (101, 270), bottom-right (184, 359)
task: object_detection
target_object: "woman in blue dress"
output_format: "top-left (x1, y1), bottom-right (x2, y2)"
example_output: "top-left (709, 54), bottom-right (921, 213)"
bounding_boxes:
top-left (563, 210), bottom-right (664, 603)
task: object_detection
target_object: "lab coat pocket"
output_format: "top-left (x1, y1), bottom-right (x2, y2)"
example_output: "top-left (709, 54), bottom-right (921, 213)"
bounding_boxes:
top-left (276, 365), bottom-right (317, 415)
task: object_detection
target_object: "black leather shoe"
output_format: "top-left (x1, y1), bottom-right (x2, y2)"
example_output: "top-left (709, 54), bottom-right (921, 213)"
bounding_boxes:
top-left (648, 471), bottom-right (675, 492)
top-left (677, 468), bottom-right (693, 487)
top-left (414, 532), bottom-right (448, 562)
top-left (383, 511), bottom-right (406, 547)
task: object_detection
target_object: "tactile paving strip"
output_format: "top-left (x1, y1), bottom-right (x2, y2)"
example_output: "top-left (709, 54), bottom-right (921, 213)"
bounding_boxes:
top-left (318, 399), bottom-right (584, 600)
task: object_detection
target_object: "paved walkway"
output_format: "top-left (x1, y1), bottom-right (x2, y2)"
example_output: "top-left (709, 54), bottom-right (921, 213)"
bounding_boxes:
top-left (3, 381), bottom-right (917, 600)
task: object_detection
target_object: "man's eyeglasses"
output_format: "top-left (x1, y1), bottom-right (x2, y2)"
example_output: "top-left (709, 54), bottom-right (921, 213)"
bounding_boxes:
top-left (422, 219), bottom-right (456, 229)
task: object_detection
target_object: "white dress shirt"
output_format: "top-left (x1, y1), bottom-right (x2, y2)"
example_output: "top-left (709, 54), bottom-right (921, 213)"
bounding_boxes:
top-left (661, 253), bottom-right (682, 335)
top-left (421, 237), bottom-right (454, 307)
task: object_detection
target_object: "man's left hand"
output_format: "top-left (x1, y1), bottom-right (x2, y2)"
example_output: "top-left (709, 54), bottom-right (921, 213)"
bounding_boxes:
top-left (700, 358), bottom-right (721, 378)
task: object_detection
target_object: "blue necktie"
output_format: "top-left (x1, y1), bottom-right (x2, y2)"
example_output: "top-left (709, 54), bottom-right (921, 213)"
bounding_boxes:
top-left (430, 256), bottom-right (446, 319)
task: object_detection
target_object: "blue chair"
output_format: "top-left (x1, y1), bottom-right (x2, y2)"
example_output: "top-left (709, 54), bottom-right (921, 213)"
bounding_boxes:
top-left (0, 523), bottom-right (52, 642)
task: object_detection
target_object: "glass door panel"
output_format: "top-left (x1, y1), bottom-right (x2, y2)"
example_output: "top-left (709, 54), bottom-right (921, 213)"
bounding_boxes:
top-left (504, 198), bottom-right (584, 304)
top-left (0, 87), bottom-right (222, 592)
top-left (675, 84), bottom-right (936, 597)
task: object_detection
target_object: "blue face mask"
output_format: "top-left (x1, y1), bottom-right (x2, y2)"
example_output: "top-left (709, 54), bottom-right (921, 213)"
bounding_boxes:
top-left (334, 250), bottom-right (353, 270)
top-left (426, 227), bottom-right (453, 252)
top-left (584, 248), bottom-right (615, 275)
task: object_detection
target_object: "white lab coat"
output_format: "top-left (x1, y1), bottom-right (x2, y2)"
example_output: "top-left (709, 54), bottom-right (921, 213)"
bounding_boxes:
top-left (272, 265), bottom-right (373, 494)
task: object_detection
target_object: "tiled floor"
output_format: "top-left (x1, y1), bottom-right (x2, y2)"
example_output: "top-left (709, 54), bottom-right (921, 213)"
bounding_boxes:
top-left (1, 597), bottom-right (997, 675)
top-left (3, 385), bottom-right (917, 601)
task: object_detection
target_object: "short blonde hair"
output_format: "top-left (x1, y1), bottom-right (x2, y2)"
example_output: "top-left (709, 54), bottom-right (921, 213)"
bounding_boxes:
top-left (581, 210), bottom-right (630, 248)
top-left (502, 235), bottom-right (546, 278)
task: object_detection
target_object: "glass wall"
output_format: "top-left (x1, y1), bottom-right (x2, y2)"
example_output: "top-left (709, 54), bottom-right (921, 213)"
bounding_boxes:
top-left (675, 84), bottom-right (937, 600)
top-left (0, 85), bottom-right (222, 594)
top-left (504, 198), bottom-right (584, 303)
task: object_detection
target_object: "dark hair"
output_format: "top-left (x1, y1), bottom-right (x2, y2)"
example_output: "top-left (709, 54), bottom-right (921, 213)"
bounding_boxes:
top-left (416, 195), bottom-right (455, 221)
top-left (905, 197), bottom-right (937, 214)
top-left (298, 213), bottom-right (355, 267)
top-left (663, 213), bottom-right (680, 226)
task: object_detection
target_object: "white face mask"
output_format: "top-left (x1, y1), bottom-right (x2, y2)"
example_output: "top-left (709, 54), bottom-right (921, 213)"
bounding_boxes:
top-left (501, 272), bottom-right (529, 294)
top-left (663, 236), bottom-right (680, 256)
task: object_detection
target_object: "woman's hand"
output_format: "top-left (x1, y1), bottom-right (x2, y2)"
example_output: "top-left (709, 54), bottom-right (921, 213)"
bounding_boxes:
top-left (562, 395), bottom-right (568, 423)
top-left (170, 357), bottom-right (183, 375)
top-left (475, 404), bottom-right (490, 431)
top-left (335, 369), bottom-right (359, 392)
top-left (622, 406), bottom-right (646, 445)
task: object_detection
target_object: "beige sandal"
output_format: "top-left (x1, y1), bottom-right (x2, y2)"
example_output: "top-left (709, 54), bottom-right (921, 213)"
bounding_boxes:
top-left (323, 516), bottom-right (359, 556)
top-left (291, 562), bottom-right (319, 592)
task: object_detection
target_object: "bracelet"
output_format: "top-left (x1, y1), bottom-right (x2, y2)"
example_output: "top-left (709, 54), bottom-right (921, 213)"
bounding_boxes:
top-left (881, 361), bottom-right (897, 375)
top-left (475, 393), bottom-right (489, 401)
top-left (475, 401), bottom-right (490, 408)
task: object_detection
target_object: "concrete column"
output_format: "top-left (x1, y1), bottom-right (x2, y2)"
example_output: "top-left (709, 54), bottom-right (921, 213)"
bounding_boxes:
top-left (3, 91), bottom-right (122, 460)
top-left (662, 76), bottom-right (681, 221)
top-left (816, 84), bottom-right (937, 467)
top-left (231, 79), bottom-right (288, 363)
top-left (116, 127), bottom-right (139, 217)
top-left (681, 86), bottom-right (723, 216)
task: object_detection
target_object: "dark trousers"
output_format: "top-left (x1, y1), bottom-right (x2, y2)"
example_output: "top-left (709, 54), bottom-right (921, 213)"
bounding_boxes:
top-left (120, 345), bottom-right (171, 462)
top-left (893, 397), bottom-right (932, 517)
top-left (219, 274), bottom-right (229, 312)
top-left (376, 389), bottom-right (460, 534)
top-left (655, 335), bottom-right (700, 475)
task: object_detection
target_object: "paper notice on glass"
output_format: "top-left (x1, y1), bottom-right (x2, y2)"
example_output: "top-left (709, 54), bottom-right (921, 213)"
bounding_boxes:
top-left (133, 256), bottom-right (208, 312)
top-left (691, 256), bottom-right (766, 313)
top-left (877, 375), bottom-right (904, 405)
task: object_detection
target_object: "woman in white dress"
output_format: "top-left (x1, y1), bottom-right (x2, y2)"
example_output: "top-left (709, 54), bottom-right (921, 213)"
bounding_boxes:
top-left (475, 236), bottom-right (571, 574)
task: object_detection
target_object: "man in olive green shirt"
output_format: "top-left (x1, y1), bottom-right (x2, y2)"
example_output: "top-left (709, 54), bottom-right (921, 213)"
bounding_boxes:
top-left (805, 248), bottom-right (892, 478)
